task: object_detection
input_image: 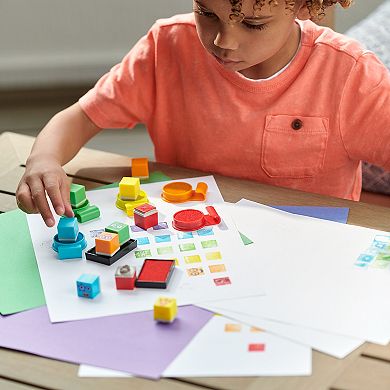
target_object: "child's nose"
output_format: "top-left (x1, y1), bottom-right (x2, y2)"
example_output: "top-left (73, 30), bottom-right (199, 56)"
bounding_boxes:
top-left (213, 25), bottom-right (239, 51)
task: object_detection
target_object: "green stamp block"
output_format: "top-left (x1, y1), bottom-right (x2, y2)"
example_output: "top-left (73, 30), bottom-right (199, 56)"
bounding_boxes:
top-left (70, 183), bottom-right (87, 208)
top-left (157, 246), bottom-right (174, 255)
top-left (106, 221), bottom-right (130, 245)
top-left (201, 240), bottom-right (218, 249)
top-left (179, 243), bottom-right (196, 252)
top-left (135, 249), bottom-right (152, 258)
top-left (74, 204), bottom-right (100, 224)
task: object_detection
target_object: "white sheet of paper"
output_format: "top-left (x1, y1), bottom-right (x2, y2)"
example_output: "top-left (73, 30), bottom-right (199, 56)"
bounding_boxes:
top-left (78, 315), bottom-right (312, 377)
top-left (27, 177), bottom-right (264, 322)
top-left (202, 303), bottom-right (363, 359)
top-left (206, 199), bottom-right (390, 344)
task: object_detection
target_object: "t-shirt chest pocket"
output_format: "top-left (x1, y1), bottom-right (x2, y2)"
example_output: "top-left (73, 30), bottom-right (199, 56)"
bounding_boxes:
top-left (261, 115), bottom-right (329, 178)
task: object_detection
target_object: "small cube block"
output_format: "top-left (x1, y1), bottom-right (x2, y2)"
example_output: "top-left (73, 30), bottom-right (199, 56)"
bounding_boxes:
top-left (119, 177), bottom-right (140, 201)
top-left (134, 204), bottom-right (158, 230)
top-left (105, 222), bottom-right (130, 245)
top-left (115, 265), bottom-right (136, 290)
top-left (95, 232), bottom-right (120, 256)
top-left (132, 157), bottom-right (149, 179)
top-left (154, 297), bottom-right (177, 323)
top-left (57, 217), bottom-right (79, 242)
top-left (76, 274), bottom-right (100, 299)
top-left (70, 183), bottom-right (87, 208)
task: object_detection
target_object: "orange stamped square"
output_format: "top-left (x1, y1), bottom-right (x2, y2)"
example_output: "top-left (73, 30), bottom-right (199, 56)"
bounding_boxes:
top-left (224, 323), bottom-right (242, 332)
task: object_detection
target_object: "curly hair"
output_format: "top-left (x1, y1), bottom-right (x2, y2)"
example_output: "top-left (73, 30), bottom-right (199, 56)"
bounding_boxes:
top-left (229, 0), bottom-right (353, 21)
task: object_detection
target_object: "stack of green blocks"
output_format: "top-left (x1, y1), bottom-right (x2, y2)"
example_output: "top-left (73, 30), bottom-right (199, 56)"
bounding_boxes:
top-left (70, 183), bottom-right (100, 223)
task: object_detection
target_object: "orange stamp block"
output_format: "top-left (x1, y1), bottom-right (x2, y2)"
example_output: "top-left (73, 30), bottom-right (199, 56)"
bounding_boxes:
top-left (132, 157), bottom-right (149, 179)
top-left (95, 232), bottom-right (120, 257)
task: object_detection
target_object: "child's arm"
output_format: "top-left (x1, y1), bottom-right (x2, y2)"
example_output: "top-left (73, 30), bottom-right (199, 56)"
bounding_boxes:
top-left (16, 102), bottom-right (101, 227)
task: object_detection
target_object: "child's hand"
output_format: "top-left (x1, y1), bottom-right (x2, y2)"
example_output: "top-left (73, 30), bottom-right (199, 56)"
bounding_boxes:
top-left (16, 155), bottom-right (74, 227)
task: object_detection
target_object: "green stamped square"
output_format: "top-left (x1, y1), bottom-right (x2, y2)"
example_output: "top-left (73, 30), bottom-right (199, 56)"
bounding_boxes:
top-left (157, 246), bottom-right (174, 255)
top-left (179, 243), bottom-right (196, 252)
top-left (201, 240), bottom-right (218, 249)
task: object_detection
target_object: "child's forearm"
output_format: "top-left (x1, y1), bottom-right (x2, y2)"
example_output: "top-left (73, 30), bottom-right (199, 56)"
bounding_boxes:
top-left (28, 102), bottom-right (101, 166)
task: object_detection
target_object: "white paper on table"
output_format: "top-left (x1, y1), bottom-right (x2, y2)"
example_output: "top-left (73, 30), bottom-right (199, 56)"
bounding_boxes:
top-left (78, 315), bottom-right (312, 377)
top-left (202, 303), bottom-right (363, 359)
top-left (206, 199), bottom-right (390, 345)
top-left (27, 177), bottom-right (265, 322)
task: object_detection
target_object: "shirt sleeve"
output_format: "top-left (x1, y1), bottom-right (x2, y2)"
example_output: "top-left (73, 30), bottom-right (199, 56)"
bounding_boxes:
top-left (79, 26), bottom-right (157, 129)
top-left (339, 52), bottom-right (390, 170)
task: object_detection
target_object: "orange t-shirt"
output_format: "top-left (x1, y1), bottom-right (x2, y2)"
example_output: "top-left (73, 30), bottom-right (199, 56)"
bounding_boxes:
top-left (79, 14), bottom-right (390, 201)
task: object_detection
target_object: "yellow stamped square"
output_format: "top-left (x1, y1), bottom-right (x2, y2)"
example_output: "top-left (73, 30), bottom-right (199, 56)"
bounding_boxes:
top-left (209, 264), bottom-right (226, 273)
top-left (184, 255), bottom-right (202, 264)
top-left (206, 251), bottom-right (222, 261)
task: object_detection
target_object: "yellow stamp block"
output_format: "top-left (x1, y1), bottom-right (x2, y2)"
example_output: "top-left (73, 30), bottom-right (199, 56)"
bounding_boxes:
top-left (95, 232), bottom-right (120, 256)
top-left (154, 297), bottom-right (177, 323)
top-left (119, 177), bottom-right (140, 200)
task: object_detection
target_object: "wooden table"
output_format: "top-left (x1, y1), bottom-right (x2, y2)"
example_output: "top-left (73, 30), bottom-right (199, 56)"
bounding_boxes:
top-left (1, 131), bottom-right (390, 390)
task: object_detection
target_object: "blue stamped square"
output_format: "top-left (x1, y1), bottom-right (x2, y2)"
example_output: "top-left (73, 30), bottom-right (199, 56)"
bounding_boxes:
top-left (357, 254), bottom-right (375, 263)
top-left (177, 232), bottom-right (194, 239)
top-left (137, 237), bottom-right (150, 246)
top-left (197, 227), bottom-right (214, 236)
top-left (155, 235), bottom-right (171, 243)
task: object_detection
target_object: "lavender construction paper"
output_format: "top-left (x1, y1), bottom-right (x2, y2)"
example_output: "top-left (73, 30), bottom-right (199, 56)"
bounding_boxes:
top-left (0, 305), bottom-right (212, 379)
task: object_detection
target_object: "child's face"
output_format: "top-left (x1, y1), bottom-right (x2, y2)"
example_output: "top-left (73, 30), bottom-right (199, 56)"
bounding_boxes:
top-left (193, 0), bottom-right (304, 78)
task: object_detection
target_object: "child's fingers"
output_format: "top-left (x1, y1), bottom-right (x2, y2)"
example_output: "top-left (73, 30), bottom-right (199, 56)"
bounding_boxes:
top-left (29, 180), bottom-right (55, 227)
top-left (43, 174), bottom-right (65, 216)
top-left (16, 182), bottom-right (38, 214)
top-left (59, 178), bottom-right (74, 218)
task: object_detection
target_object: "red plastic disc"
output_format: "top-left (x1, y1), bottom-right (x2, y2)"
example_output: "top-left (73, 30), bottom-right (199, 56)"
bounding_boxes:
top-left (172, 209), bottom-right (205, 231)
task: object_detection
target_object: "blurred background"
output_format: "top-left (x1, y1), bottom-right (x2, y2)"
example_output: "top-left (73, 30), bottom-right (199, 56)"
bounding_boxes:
top-left (0, 0), bottom-right (386, 160)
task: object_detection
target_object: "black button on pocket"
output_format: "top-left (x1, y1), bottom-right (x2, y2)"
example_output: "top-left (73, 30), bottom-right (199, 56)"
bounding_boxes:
top-left (291, 119), bottom-right (303, 130)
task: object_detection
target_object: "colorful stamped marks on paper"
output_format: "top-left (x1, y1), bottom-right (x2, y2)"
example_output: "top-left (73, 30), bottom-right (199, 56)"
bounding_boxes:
top-left (129, 223), bottom-right (232, 287)
top-left (224, 321), bottom-right (266, 353)
top-left (354, 234), bottom-right (390, 269)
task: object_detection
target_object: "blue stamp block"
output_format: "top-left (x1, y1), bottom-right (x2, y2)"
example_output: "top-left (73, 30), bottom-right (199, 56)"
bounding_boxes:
top-left (57, 217), bottom-right (79, 242)
top-left (137, 237), bottom-right (150, 245)
top-left (177, 232), bottom-right (194, 239)
top-left (155, 235), bottom-right (171, 243)
top-left (153, 222), bottom-right (168, 230)
top-left (76, 274), bottom-right (100, 299)
top-left (197, 228), bottom-right (214, 236)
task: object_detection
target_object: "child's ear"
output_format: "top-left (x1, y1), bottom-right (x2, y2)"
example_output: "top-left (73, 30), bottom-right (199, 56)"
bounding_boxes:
top-left (296, 2), bottom-right (311, 20)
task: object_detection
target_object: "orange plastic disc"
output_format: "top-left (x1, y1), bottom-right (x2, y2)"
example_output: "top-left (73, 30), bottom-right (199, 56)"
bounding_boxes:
top-left (161, 182), bottom-right (193, 202)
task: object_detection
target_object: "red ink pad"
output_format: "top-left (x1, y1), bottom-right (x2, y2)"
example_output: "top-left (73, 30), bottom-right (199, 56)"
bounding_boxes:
top-left (135, 259), bottom-right (175, 289)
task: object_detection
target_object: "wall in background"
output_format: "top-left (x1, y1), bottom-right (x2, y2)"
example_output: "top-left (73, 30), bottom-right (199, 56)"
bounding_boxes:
top-left (0, 0), bottom-right (385, 89)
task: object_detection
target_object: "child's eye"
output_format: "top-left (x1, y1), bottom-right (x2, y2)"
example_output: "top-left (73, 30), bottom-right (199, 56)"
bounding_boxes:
top-left (242, 22), bottom-right (268, 31)
top-left (194, 7), bottom-right (216, 18)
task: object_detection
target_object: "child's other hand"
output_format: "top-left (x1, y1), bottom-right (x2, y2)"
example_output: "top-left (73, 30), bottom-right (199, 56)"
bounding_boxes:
top-left (16, 155), bottom-right (74, 227)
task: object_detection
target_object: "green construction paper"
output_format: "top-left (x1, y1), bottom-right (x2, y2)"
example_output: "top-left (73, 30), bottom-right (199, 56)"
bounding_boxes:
top-left (0, 209), bottom-right (46, 314)
top-left (240, 232), bottom-right (254, 245)
top-left (94, 171), bottom-right (171, 190)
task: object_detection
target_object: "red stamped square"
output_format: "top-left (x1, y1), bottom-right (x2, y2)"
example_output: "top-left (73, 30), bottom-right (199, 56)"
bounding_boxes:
top-left (213, 277), bottom-right (231, 286)
top-left (248, 343), bottom-right (265, 352)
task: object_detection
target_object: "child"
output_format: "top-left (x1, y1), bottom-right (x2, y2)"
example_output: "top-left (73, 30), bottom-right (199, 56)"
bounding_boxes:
top-left (16, 0), bottom-right (390, 227)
